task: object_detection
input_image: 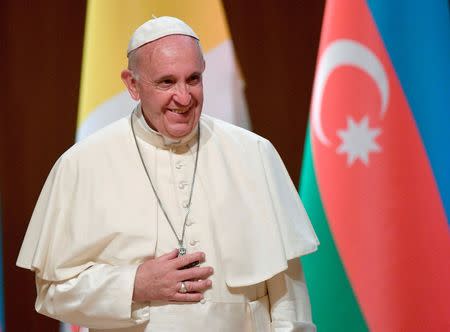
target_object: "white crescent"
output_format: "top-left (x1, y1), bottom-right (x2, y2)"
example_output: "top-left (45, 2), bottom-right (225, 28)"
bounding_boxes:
top-left (311, 39), bottom-right (389, 146)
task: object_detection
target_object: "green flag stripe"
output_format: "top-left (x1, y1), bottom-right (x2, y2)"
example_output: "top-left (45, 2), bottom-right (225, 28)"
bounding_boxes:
top-left (299, 126), bottom-right (368, 332)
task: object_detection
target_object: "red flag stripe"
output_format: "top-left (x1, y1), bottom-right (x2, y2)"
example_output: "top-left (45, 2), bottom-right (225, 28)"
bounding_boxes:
top-left (311, 0), bottom-right (450, 330)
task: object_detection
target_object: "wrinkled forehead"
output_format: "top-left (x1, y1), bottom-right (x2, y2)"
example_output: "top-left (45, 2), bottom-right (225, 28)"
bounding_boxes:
top-left (132, 35), bottom-right (204, 66)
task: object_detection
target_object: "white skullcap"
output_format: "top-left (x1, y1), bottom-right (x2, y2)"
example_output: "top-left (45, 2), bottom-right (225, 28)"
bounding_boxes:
top-left (127, 16), bottom-right (199, 55)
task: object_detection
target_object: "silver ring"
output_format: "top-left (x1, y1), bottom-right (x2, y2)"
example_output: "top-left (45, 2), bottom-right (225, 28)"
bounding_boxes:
top-left (179, 281), bottom-right (188, 293)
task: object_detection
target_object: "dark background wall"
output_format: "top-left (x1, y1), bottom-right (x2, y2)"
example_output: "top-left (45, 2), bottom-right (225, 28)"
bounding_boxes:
top-left (0, 1), bottom-right (324, 330)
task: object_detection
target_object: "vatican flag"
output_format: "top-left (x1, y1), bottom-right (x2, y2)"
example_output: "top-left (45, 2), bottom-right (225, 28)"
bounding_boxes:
top-left (61, 1), bottom-right (248, 331)
top-left (75, 0), bottom-right (249, 143)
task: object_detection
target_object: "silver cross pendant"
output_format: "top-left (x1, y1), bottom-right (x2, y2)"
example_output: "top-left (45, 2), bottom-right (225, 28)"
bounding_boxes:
top-left (178, 246), bottom-right (187, 257)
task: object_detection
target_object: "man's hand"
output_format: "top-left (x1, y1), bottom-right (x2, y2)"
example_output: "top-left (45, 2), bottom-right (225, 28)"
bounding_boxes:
top-left (133, 249), bottom-right (213, 303)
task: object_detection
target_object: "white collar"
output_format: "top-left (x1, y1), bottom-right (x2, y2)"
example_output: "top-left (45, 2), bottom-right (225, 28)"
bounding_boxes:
top-left (132, 104), bottom-right (198, 150)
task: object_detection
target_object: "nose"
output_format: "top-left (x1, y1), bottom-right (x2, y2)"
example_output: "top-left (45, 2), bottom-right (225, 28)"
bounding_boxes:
top-left (172, 83), bottom-right (192, 106)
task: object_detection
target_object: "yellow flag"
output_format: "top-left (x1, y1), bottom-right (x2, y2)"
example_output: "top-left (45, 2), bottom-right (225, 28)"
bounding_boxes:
top-left (76, 0), bottom-right (249, 141)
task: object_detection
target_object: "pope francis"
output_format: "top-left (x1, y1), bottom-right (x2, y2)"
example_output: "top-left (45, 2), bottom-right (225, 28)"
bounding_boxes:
top-left (17, 16), bottom-right (319, 331)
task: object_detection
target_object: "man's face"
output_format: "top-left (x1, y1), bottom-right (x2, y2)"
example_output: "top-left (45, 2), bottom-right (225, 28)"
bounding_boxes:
top-left (123, 35), bottom-right (205, 138)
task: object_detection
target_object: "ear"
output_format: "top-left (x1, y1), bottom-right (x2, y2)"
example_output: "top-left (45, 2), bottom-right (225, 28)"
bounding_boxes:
top-left (121, 69), bottom-right (140, 101)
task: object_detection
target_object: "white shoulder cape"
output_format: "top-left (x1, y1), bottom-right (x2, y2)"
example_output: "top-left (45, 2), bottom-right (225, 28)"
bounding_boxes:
top-left (17, 114), bottom-right (319, 287)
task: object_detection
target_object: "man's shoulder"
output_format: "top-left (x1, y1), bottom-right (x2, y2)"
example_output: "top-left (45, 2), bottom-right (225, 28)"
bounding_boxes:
top-left (61, 117), bottom-right (130, 162)
top-left (200, 114), bottom-right (269, 146)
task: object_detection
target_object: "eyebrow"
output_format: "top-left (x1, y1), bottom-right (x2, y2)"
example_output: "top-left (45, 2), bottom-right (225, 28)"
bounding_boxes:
top-left (155, 71), bottom-right (202, 81)
top-left (155, 75), bottom-right (175, 82)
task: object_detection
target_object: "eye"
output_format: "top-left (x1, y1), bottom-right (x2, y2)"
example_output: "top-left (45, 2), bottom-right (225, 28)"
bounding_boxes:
top-left (162, 79), bottom-right (174, 86)
top-left (156, 78), bottom-right (175, 89)
top-left (187, 74), bottom-right (202, 85)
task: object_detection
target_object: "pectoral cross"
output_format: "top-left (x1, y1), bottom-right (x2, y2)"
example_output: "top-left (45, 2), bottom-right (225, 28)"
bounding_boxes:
top-left (178, 246), bottom-right (186, 256)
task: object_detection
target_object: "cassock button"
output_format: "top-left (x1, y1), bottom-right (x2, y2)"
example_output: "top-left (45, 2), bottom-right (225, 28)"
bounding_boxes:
top-left (182, 201), bottom-right (189, 208)
top-left (175, 162), bottom-right (184, 169)
top-left (186, 219), bottom-right (194, 226)
top-left (178, 182), bottom-right (187, 189)
top-left (189, 240), bottom-right (198, 246)
top-left (200, 298), bottom-right (206, 304)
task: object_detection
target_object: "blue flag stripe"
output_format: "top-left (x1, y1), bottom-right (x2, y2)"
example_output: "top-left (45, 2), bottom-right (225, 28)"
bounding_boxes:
top-left (367, 0), bottom-right (450, 223)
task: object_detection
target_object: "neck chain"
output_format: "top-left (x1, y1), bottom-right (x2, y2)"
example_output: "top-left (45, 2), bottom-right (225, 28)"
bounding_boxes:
top-left (130, 111), bottom-right (200, 256)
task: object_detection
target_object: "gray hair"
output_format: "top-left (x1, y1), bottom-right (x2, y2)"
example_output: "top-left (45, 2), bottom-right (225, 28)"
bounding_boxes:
top-left (126, 37), bottom-right (204, 81)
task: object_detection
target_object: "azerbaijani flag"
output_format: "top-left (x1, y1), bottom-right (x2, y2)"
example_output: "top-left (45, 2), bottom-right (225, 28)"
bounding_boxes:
top-left (300, 0), bottom-right (450, 331)
top-left (62, 0), bottom-right (247, 331)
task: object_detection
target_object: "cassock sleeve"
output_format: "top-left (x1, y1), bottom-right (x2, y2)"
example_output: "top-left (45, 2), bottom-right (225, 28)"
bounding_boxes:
top-left (36, 263), bottom-right (153, 329)
top-left (267, 259), bottom-right (317, 332)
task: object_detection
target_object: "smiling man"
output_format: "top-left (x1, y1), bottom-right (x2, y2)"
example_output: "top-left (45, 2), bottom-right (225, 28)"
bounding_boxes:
top-left (17, 17), bottom-right (319, 331)
top-left (122, 33), bottom-right (205, 139)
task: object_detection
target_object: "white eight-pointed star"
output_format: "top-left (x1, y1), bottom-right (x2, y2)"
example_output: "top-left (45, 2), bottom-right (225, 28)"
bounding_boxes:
top-left (336, 116), bottom-right (381, 166)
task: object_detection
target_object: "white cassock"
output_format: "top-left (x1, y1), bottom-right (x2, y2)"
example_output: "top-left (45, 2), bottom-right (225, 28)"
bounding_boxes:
top-left (17, 105), bottom-right (319, 331)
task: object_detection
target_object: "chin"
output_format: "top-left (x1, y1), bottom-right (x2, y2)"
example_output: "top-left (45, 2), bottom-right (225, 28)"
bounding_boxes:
top-left (166, 125), bottom-right (194, 138)
top-left (165, 116), bottom-right (200, 138)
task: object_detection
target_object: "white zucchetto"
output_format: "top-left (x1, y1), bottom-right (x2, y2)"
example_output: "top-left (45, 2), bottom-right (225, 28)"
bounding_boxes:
top-left (127, 16), bottom-right (199, 55)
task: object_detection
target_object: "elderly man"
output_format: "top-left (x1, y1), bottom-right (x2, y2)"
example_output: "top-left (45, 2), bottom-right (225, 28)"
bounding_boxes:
top-left (17, 17), bottom-right (319, 331)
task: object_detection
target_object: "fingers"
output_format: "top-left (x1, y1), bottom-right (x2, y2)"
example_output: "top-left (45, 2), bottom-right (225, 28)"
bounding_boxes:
top-left (182, 279), bottom-right (212, 293)
top-left (172, 251), bottom-right (205, 269)
top-left (135, 250), bottom-right (213, 303)
top-left (172, 280), bottom-right (212, 302)
top-left (176, 266), bottom-right (214, 282)
top-left (172, 292), bottom-right (204, 302)
top-left (158, 249), bottom-right (179, 261)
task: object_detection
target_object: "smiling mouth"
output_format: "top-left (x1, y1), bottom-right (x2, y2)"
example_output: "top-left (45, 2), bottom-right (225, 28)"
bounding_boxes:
top-left (169, 108), bottom-right (190, 114)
